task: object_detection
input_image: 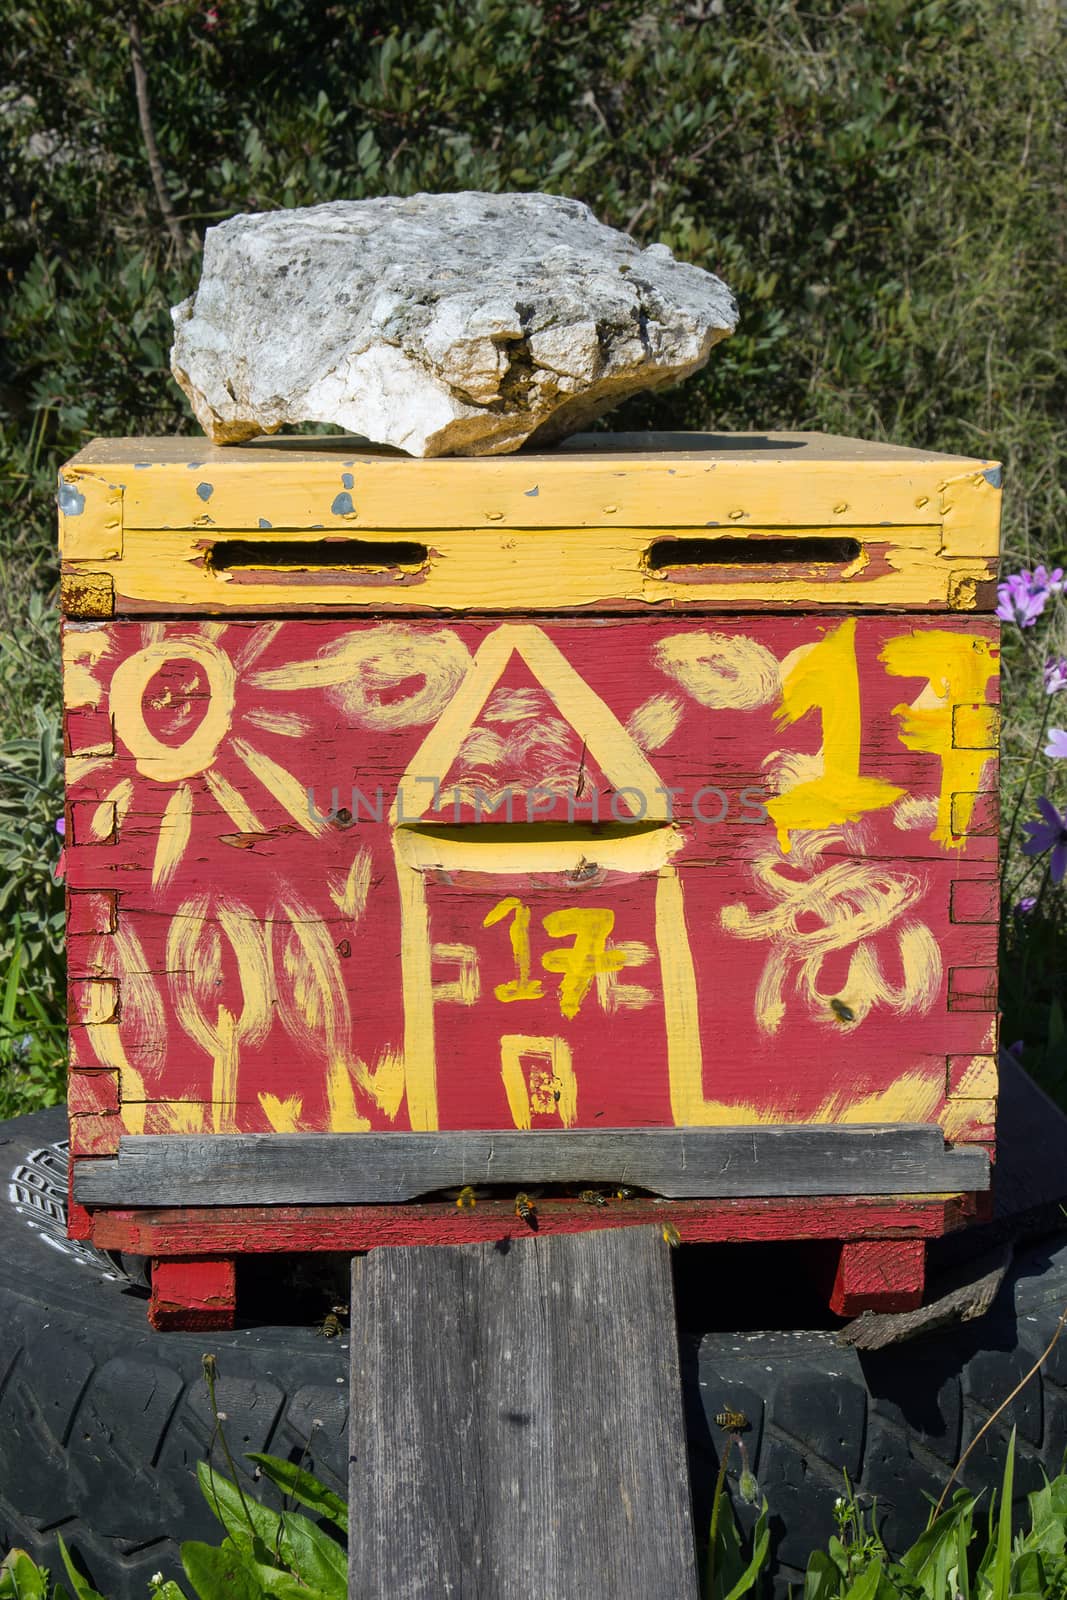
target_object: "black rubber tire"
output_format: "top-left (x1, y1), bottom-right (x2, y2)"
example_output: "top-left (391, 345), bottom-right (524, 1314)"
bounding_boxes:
top-left (3, 1105), bottom-right (1067, 1597)
top-left (686, 1237), bottom-right (1067, 1592)
top-left (0, 1106), bottom-right (350, 1598)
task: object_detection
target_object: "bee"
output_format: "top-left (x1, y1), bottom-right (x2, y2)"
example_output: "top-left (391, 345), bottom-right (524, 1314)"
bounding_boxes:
top-left (830, 997), bottom-right (855, 1023)
top-left (614, 1186), bottom-right (637, 1200)
top-left (661, 1222), bottom-right (682, 1248)
top-left (455, 1185), bottom-right (478, 1210)
top-left (578, 1188), bottom-right (609, 1207)
top-left (714, 1408), bottom-right (749, 1433)
top-left (318, 1305), bottom-right (349, 1339)
top-left (515, 1191), bottom-right (538, 1230)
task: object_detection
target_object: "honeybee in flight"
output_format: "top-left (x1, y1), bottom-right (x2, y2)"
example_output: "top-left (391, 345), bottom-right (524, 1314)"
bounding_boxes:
top-left (455, 1186), bottom-right (478, 1210)
top-left (318, 1305), bottom-right (349, 1339)
top-left (661, 1222), bottom-right (682, 1248)
top-left (615, 1186), bottom-right (637, 1200)
top-left (515, 1192), bottom-right (538, 1230)
top-left (714, 1408), bottom-right (749, 1433)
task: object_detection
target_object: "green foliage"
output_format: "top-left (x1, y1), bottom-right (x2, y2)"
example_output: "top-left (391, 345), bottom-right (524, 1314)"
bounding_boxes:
top-left (0, 0), bottom-right (1065, 1108)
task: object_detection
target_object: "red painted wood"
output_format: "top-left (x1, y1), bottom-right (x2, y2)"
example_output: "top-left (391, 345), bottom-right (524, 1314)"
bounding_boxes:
top-left (68, 1112), bottom-right (122, 1155)
top-left (830, 1238), bottom-right (926, 1315)
top-left (66, 890), bottom-right (116, 936)
top-left (88, 1193), bottom-right (970, 1256)
top-left (63, 615), bottom-right (999, 1159)
top-left (149, 1256), bottom-right (236, 1332)
top-left (68, 1070), bottom-right (120, 1116)
top-left (66, 1165), bottom-right (93, 1241)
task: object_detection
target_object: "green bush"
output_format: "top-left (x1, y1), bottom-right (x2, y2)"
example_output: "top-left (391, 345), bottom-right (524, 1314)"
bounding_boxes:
top-left (1, 0), bottom-right (1065, 1104)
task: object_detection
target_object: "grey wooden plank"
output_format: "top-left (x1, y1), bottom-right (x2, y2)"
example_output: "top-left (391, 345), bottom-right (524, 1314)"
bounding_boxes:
top-left (348, 1227), bottom-right (699, 1600)
top-left (75, 1124), bottom-right (990, 1206)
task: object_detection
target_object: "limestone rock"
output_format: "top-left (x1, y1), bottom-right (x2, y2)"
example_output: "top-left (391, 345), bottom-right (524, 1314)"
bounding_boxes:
top-left (170, 193), bottom-right (737, 456)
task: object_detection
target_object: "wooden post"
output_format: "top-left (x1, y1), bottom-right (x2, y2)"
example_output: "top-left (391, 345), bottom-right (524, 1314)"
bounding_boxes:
top-left (348, 1225), bottom-right (699, 1600)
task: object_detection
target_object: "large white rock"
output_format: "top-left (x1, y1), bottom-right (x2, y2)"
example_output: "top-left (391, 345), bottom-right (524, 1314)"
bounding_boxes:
top-left (170, 193), bottom-right (738, 456)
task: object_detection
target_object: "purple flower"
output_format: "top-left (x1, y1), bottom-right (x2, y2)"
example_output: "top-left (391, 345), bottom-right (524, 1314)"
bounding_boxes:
top-left (1045, 658), bottom-right (1067, 695)
top-left (996, 566), bottom-right (1064, 627)
top-left (1016, 895), bottom-right (1038, 915)
top-left (1046, 729), bottom-right (1067, 760)
top-left (1022, 795), bottom-right (1067, 883)
top-left (55, 816), bottom-right (66, 837)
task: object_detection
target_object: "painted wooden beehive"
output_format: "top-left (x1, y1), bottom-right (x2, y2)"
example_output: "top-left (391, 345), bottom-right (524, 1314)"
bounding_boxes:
top-left (59, 432), bottom-right (1001, 1328)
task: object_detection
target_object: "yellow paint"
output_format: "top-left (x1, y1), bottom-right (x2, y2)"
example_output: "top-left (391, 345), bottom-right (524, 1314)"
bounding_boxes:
top-left (353, 1048), bottom-right (405, 1121)
top-left (596, 941), bottom-right (655, 1011)
top-left (626, 694), bottom-right (683, 752)
top-left (81, 924), bottom-right (163, 1132)
top-left (393, 623), bottom-right (671, 823)
top-left (62, 434), bottom-right (1000, 613)
top-left (58, 472), bottom-right (121, 561)
top-left (947, 1054), bottom-right (998, 1099)
top-left (939, 1097), bottom-right (997, 1141)
top-left (167, 893), bottom-right (272, 1132)
top-left (655, 867), bottom-right (707, 1125)
top-left (394, 837), bottom-right (437, 1131)
top-left (500, 1035), bottom-right (578, 1129)
top-left (62, 628), bottom-right (112, 708)
top-left (259, 1092), bottom-right (303, 1131)
top-left (327, 847), bottom-right (373, 921)
top-left (431, 944), bottom-right (481, 1006)
top-left (78, 521), bottom-right (996, 614)
top-left (273, 897), bottom-right (371, 1131)
top-left (484, 898), bottom-right (544, 1002)
top-left (111, 637), bottom-right (235, 782)
top-left (881, 630), bottom-right (998, 848)
top-left (653, 632), bottom-right (780, 709)
top-left (396, 822), bottom-right (683, 876)
top-left (232, 737), bottom-right (326, 835)
top-left (152, 782), bottom-right (194, 890)
top-left (153, 1100), bottom-right (208, 1134)
top-left (721, 835), bottom-right (941, 1034)
top-left (541, 908), bottom-right (631, 1019)
top-left (251, 625), bottom-right (472, 729)
top-left (244, 707), bottom-right (311, 738)
top-left (766, 620), bottom-right (904, 851)
top-left (235, 619), bottom-right (283, 672)
top-left (204, 767), bottom-right (264, 834)
top-left (66, 755), bottom-right (111, 788)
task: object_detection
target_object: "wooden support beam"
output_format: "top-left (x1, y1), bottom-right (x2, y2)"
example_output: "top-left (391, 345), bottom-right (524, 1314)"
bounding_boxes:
top-left (830, 1239), bottom-right (926, 1316)
top-left (74, 1124), bottom-right (990, 1207)
top-left (149, 1256), bottom-right (236, 1332)
top-left (348, 1227), bottom-right (699, 1600)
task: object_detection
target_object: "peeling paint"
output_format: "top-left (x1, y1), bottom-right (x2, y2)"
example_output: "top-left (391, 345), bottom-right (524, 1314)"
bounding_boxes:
top-left (525, 485), bottom-right (539, 497)
top-left (341, 472), bottom-right (355, 490)
top-left (258, 518), bottom-right (273, 529)
top-left (196, 482), bottom-right (214, 502)
top-left (58, 481), bottom-right (86, 517)
top-left (982, 466), bottom-right (1003, 489)
top-left (331, 491), bottom-right (355, 515)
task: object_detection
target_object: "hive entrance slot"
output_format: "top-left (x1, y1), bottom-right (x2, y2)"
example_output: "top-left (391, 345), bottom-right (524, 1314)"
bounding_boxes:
top-left (207, 538), bottom-right (429, 572)
top-left (646, 534), bottom-right (862, 571)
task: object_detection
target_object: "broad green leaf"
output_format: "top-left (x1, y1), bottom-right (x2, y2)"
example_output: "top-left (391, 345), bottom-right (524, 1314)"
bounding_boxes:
top-left (990, 1427), bottom-right (1016, 1600)
top-left (804, 1549), bottom-right (843, 1600)
top-left (246, 1452), bottom-right (348, 1534)
top-left (902, 1490), bottom-right (974, 1599)
top-left (720, 1501), bottom-right (770, 1600)
top-left (197, 1461), bottom-right (284, 1557)
top-left (841, 1557), bottom-right (883, 1600)
top-left (180, 1540), bottom-right (264, 1600)
top-left (56, 1538), bottom-right (107, 1600)
top-left (0, 1550), bottom-right (49, 1600)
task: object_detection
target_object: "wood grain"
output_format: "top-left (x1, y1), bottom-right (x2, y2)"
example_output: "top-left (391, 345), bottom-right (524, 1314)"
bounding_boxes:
top-left (86, 1192), bottom-right (974, 1255)
top-left (348, 1226), bottom-right (698, 1600)
top-left (74, 1124), bottom-right (990, 1206)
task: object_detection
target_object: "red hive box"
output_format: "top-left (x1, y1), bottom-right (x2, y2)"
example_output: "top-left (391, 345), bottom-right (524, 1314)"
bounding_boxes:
top-left (58, 432), bottom-right (1001, 1328)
